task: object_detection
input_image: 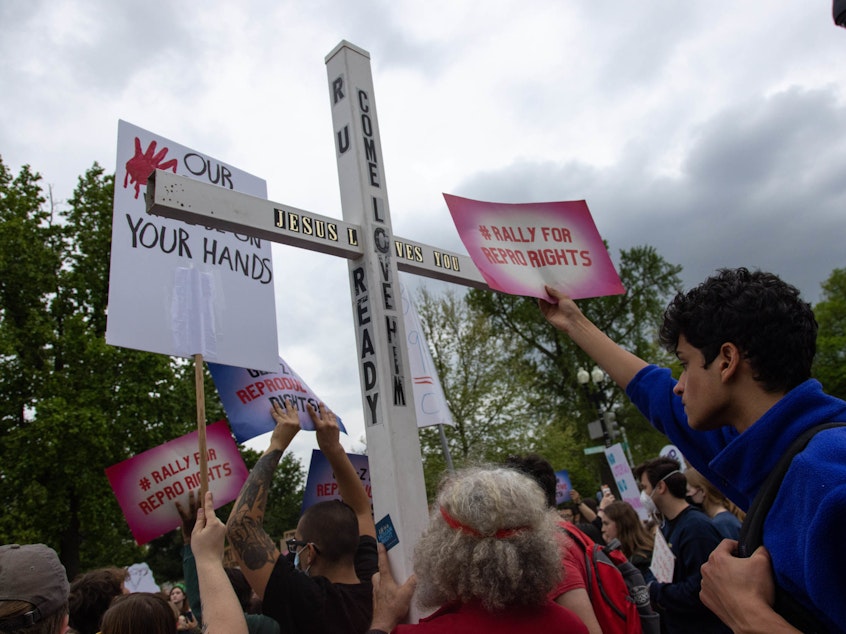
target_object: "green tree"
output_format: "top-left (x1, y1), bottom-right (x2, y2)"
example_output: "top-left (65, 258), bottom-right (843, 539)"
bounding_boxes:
top-left (0, 158), bottom-right (305, 582)
top-left (414, 286), bottom-right (549, 496)
top-left (0, 161), bottom-right (195, 578)
top-left (0, 160), bottom-right (57, 431)
top-left (465, 245), bottom-right (683, 490)
top-left (813, 267), bottom-right (846, 400)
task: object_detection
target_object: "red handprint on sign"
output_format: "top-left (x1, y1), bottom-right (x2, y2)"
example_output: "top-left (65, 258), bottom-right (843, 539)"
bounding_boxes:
top-left (124, 137), bottom-right (178, 199)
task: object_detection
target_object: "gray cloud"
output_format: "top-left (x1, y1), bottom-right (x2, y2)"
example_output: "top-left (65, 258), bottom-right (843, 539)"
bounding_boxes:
top-left (0, 0), bottom-right (843, 463)
top-left (1, 1), bottom-right (199, 96)
top-left (450, 85), bottom-right (846, 303)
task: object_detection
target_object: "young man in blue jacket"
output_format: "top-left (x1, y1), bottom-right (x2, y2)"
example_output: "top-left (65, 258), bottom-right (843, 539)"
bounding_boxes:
top-left (539, 268), bottom-right (846, 633)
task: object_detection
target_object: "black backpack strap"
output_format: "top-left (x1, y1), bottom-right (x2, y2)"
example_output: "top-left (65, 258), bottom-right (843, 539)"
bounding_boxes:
top-left (738, 422), bottom-right (846, 633)
top-left (739, 422), bottom-right (846, 555)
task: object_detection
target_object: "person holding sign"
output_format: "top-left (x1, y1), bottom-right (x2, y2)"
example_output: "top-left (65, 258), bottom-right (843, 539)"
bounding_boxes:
top-left (176, 490), bottom-right (280, 634)
top-left (226, 398), bottom-right (377, 634)
top-left (633, 458), bottom-right (727, 633)
top-left (538, 268), bottom-right (846, 633)
top-left (191, 490), bottom-right (249, 634)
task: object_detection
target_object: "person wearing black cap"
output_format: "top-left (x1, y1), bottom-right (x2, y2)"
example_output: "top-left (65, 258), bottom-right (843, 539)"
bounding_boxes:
top-left (0, 543), bottom-right (70, 634)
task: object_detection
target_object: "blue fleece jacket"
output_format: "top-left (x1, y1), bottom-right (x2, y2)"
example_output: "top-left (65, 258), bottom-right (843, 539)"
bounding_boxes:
top-left (627, 366), bottom-right (846, 633)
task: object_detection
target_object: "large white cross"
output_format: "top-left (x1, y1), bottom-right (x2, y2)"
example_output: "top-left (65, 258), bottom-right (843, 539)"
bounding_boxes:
top-left (146, 41), bottom-right (489, 587)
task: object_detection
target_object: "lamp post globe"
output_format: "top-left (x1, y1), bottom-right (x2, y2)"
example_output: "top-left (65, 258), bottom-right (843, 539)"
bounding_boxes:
top-left (590, 365), bottom-right (605, 385)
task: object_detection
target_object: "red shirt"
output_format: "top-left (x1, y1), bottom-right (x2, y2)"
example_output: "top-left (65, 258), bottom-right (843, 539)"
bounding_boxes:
top-left (551, 521), bottom-right (586, 599)
top-left (393, 599), bottom-right (588, 633)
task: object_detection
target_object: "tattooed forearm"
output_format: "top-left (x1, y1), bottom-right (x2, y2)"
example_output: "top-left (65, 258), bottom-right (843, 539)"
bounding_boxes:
top-left (228, 517), bottom-right (278, 570)
top-left (236, 450), bottom-right (282, 515)
top-left (226, 449), bottom-right (283, 559)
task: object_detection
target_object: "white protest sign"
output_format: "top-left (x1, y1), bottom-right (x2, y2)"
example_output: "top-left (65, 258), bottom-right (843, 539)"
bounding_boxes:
top-left (400, 281), bottom-right (455, 429)
top-left (125, 562), bottom-right (160, 593)
top-left (106, 120), bottom-right (278, 371)
top-left (650, 527), bottom-right (676, 584)
top-left (660, 444), bottom-right (687, 472)
top-left (605, 443), bottom-right (648, 520)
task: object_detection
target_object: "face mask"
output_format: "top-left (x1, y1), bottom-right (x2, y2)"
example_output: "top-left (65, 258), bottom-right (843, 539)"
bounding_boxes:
top-left (640, 489), bottom-right (659, 516)
top-left (293, 546), bottom-right (310, 576)
top-left (686, 485), bottom-right (705, 507)
top-left (685, 492), bottom-right (704, 508)
top-left (640, 469), bottom-right (680, 517)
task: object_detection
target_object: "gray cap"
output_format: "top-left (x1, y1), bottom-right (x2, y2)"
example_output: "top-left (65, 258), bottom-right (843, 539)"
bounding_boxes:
top-left (0, 544), bottom-right (69, 628)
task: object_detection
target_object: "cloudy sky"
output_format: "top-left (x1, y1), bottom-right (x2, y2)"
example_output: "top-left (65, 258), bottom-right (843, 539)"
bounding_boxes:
top-left (2, 1), bottom-right (845, 460)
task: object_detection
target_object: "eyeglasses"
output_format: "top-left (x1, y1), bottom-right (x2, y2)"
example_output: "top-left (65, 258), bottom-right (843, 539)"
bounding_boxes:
top-left (285, 538), bottom-right (320, 554)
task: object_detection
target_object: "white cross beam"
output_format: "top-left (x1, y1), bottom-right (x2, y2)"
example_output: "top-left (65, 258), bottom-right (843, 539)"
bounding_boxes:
top-left (146, 41), bottom-right (488, 591)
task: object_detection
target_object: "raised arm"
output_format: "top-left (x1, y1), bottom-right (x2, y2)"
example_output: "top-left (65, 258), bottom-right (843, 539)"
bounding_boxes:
top-left (175, 490), bottom-right (203, 621)
top-left (226, 397), bottom-right (301, 598)
top-left (193, 491), bottom-right (248, 634)
top-left (309, 402), bottom-right (376, 538)
top-left (539, 286), bottom-right (648, 390)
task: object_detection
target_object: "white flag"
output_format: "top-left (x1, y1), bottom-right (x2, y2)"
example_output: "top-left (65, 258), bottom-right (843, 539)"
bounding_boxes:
top-left (400, 281), bottom-right (455, 428)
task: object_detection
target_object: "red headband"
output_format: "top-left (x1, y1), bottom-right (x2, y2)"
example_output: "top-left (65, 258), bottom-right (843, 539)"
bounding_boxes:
top-left (439, 506), bottom-right (528, 539)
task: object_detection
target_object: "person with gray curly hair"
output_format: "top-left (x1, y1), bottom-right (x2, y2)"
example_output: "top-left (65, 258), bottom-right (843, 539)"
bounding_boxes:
top-left (367, 466), bottom-right (588, 633)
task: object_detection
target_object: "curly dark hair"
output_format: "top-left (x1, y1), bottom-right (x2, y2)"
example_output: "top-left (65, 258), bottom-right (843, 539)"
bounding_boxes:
top-left (224, 567), bottom-right (252, 612)
top-left (659, 268), bottom-right (817, 392)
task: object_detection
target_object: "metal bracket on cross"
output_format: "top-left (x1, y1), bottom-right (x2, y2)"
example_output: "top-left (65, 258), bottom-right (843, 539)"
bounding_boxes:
top-left (145, 40), bottom-right (489, 603)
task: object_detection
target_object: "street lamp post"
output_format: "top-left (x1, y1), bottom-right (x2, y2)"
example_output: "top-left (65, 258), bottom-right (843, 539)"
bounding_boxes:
top-left (577, 365), bottom-right (612, 448)
top-left (619, 424), bottom-right (635, 467)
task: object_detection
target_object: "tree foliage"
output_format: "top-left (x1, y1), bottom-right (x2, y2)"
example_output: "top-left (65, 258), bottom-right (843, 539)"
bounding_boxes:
top-left (813, 267), bottom-right (846, 400)
top-left (0, 157), bottom-right (304, 582)
top-left (414, 286), bottom-right (544, 496)
top-left (415, 245), bottom-right (683, 495)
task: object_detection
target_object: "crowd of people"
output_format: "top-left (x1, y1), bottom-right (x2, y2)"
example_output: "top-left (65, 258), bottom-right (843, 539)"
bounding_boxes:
top-left (2, 267), bottom-right (845, 634)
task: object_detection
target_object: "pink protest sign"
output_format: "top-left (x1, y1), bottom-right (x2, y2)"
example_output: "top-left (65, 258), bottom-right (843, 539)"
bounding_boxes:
top-left (105, 420), bottom-right (248, 545)
top-left (444, 194), bottom-right (625, 300)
